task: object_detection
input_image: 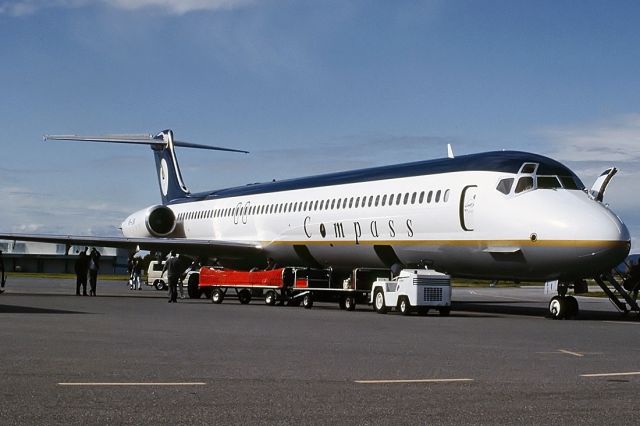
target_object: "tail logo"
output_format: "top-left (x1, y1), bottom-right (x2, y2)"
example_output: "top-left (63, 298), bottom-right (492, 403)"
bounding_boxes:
top-left (160, 158), bottom-right (169, 196)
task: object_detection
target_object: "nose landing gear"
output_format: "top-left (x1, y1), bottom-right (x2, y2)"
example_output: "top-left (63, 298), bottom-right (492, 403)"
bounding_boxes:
top-left (548, 295), bottom-right (579, 320)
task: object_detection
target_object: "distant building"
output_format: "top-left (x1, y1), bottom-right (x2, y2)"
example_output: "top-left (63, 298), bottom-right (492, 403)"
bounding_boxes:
top-left (0, 241), bottom-right (129, 274)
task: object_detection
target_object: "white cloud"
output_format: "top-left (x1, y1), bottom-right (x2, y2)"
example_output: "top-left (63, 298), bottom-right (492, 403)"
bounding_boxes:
top-left (0, 0), bottom-right (254, 16)
top-left (541, 113), bottom-right (640, 162)
top-left (105, 0), bottom-right (254, 14)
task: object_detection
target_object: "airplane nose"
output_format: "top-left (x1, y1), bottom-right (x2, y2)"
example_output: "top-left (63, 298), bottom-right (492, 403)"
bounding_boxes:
top-left (578, 207), bottom-right (630, 273)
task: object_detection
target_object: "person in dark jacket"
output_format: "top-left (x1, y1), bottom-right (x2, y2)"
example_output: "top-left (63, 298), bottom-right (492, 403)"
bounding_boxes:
top-left (88, 248), bottom-right (101, 296)
top-left (74, 250), bottom-right (89, 296)
top-left (0, 250), bottom-right (6, 293)
top-left (162, 251), bottom-right (182, 303)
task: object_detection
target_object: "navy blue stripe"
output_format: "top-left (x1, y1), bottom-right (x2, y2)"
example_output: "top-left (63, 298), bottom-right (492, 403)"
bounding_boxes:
top-left (169, 151), bottom-right (581, 204)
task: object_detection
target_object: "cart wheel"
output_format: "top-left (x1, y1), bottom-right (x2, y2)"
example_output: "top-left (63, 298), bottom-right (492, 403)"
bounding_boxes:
top-left (154, 280), bottom-right (166, 291)
top-left (265, 290), bottom-right (277, 306)
top-left (439, 307), bottom-right (451, 316)
top-left (373, 289), bottom-right (387, 314)
top-left (344, 296), bottom-right (356, 311)
top-left (302, 293), bottom-right (313, 309)
top-left (399, 297), bottom-right (411, 316)
top-left (211, 289), bottom-right (224, 304)
top-left (338, 298), bottom-right (346, 310)
top-left (238, 289), bottom-right (252, 304)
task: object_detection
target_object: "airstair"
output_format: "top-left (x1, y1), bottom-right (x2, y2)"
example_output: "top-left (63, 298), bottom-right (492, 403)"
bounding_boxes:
top-left (592, 265), bottom-right (640, 315)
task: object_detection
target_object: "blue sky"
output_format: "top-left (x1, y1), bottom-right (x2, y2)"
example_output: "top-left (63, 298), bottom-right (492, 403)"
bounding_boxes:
top-left (1, 0), bottom-right (639, 247)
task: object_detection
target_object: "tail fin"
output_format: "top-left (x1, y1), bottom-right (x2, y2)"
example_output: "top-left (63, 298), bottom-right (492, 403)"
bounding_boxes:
top-left (44, 129), bottom-right (248, 205)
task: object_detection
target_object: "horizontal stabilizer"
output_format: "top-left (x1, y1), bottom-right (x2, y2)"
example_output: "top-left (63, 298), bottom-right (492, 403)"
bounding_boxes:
top-left (44, 133), bottom-right (249, 154)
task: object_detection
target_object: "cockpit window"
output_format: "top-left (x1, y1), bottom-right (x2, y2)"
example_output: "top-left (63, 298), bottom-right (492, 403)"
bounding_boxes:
top-left (519, 163), bottom-right (538, 174)
top-left (559, 176), bottom-right (583, 190)
top-left (496, 178), bottom-right (514, 195)
top-left (537, 176), bottom-right (562, 189)
top-left (515, 176), bottom-right (534, 194)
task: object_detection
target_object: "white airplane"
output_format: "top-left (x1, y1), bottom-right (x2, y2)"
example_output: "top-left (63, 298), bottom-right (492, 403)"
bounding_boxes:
top-left (0, 130), bottom-right (630, 317)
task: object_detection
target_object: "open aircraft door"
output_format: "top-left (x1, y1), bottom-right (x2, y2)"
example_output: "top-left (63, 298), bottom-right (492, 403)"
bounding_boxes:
top-left (460, 185), bottom-right (478, 231)
top-left (589, 167), bottom-right (617, 202)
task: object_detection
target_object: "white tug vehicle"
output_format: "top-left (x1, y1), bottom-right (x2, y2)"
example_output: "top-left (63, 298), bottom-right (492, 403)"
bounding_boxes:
top-left (371, 269), bottom-right (452, 316)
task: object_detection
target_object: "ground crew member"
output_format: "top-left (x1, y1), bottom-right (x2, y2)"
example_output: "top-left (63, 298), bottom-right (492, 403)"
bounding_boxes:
top-left (0, 250), bottom-right (5, 294)
top-left (162, 251), bottom-right (182, 303)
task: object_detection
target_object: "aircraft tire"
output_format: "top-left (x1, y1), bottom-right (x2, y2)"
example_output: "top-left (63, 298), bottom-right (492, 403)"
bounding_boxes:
top-left (565, 296), bottom-right (579, 319)
top-left (153, 280), bottom-right (166, 291)
top-left (265, 290), bottom-right (277, 306)
top-left (373, 289), bottom-right (387, 314)
top-left (399, 297), bottom-right (411, 316)
top-left (211, 289), bottom-right (224, 304)
top-left (344, 296), bottom-right (356, 311)
top-left (548, 296), bottom-right (565, 320)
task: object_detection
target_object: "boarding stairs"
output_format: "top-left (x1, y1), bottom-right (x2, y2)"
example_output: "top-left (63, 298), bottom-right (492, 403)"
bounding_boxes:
top-left (592, 268), bottom-right (640, 315)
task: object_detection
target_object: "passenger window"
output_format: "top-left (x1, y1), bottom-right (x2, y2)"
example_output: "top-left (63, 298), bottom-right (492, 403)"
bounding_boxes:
top-left (381, 195), bottom-right (387, 206)
top-left (349, 198), bottom-right (354, 208)
top-left (355, 197), bottom-right (360, 208)
top-left (314, 201), bottom-right (318, 210)
top-left (444, 190), bottom-right (450, 202)
top-left (331, 199), bottom-right (336, 209)
top-left (319, 200), bottom-right (324, 210)
top-left (396, 193), bottom-right (402, 205)
top-left (435, 190), bottom-right (441, 203)
top-left (403, 193), bottom-right (409, 205)
top-left (368, 196), bottom-right (373, 207)
top-left (337, 199), bottom-right (342, 209)
top-left (388, 194), bottom-right (394, 205)
top-left (515, 177), bottom-right (534, 193)
top-left (419, 191), bottom-right (425, 203)
top-left (537, 176), bottom-right (562, 189)
top-left (375, 195), bottom-right (380, 207)
top-left (411, 192), bottom-right (417, 204)
top-left (496, 178), bottom-right (514, 195)
top-left (427, 191), bottom-right (433, 203)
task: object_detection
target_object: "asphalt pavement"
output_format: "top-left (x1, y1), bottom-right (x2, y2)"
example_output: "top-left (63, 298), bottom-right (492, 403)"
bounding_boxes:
top-left (1, 277), bottom-right (640, 425)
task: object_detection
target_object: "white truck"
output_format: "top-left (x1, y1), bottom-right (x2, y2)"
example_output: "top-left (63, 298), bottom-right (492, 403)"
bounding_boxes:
top-left (371, 269), bottom-right (452, 316)
top-left (146, 260), bottom-right (167, 290)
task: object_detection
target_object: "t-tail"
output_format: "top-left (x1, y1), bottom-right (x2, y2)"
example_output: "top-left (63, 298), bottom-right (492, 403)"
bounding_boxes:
top-left (44, 129), bottom-right (248, 205)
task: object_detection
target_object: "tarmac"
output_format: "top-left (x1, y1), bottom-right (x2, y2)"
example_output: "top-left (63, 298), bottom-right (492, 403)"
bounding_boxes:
top-left (1, 277), bottom-right (640, 425)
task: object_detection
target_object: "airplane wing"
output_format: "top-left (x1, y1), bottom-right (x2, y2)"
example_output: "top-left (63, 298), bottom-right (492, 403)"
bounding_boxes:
top-left (0, 232), bottom-right (263, 258)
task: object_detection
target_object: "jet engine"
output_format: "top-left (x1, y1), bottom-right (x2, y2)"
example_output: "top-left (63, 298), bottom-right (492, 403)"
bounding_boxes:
top-left (121, 205), bottom-right (177, 238)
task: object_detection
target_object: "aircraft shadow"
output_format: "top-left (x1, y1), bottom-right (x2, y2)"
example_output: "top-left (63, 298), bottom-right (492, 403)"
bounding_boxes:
top-left (0, 304), bottom-right (87, 314)
top-left (453, 301), bottom-right (635, 321)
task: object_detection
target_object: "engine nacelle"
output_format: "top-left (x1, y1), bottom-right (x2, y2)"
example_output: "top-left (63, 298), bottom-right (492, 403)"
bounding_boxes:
top-left (121, 205), bottom-right (176, 238)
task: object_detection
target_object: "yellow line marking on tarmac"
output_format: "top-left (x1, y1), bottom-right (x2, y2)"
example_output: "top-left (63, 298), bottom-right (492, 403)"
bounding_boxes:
top-left (558, 349), bottom-right (584, 357)
top-left (355, 378), bottom-right (474, 384)
top-left (581, 372), bottom-right (640, 378)
top-left (58, 382), bottom-right (207, 386)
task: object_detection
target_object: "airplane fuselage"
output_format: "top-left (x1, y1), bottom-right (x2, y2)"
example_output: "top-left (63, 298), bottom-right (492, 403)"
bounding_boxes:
top-left (121, 151), bottom-right (630, 281)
